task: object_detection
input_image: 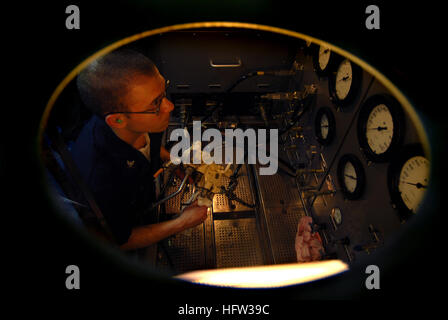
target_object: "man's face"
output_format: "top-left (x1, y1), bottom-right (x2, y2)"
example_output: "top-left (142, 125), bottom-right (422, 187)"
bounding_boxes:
top-left (122, 71), bottom-right (174, 133)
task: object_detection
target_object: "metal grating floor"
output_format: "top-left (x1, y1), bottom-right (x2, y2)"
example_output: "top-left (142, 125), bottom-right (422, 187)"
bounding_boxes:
top-left (157, 222), bottom-right (206, 273)
top-left (255, 165), bottom-right (305, 263)
top-left (256, 166), bottom-right (302, 207)
top-left (164, 180), bottom-right (195, 215)
top-left (156, 161), bottom-right (305, 271)
top-left (214, 218), bottom-right (264, 268)
top-left (264, 206), bottom-right (305, 263)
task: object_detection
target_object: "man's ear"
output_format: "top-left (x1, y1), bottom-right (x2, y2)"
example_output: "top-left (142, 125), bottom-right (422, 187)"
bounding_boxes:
top-left (105, 114), bottom-right (126, 128)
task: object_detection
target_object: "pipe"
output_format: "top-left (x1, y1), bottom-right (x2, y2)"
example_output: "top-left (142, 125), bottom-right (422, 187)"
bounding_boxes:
top-left (149, 167), bottom-right (194, 211)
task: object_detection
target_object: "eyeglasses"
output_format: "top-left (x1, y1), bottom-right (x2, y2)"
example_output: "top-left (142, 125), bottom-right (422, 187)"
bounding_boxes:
top-left (104, 79), bottom-right (171, 118)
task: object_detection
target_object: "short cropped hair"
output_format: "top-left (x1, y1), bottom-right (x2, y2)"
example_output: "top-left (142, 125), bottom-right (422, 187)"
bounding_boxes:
top-left (76, 48), bottom-right (157, 116)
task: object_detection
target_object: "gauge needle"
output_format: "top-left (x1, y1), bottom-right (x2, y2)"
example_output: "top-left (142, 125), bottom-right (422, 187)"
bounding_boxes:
top-left (367, 126), bottom-right (388, 131)
top-left (402, 181), bottom-right (427, 189)
top-left (345, 174), bottom-right (357, 180)
top-left (338, 76), bottom-right (351, 82)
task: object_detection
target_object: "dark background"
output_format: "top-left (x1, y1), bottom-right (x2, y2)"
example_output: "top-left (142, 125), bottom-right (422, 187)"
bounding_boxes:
top-left (7, 0), bottom-right (443, 309)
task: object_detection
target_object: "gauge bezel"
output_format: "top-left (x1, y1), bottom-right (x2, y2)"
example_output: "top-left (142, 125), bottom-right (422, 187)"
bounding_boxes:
top-left (357, 94), bottom-right (405, 162)
top-left (328, 59), bottom-right (362, 108)
top-left (337, 153), bottom-right (366, 200)
top-left (314, 106), bottom-right (336, 145)
top-left (387, 143), bottom-right (428, 222)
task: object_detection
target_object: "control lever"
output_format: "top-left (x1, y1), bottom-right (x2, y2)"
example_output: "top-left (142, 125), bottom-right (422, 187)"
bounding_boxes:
top-left (368, 224), bottom-right (381, 243)
top-left (220, 185), bottom-right (256, 209)
top-left (330, 236), bottom-right (353, 262)
top-left (353, 243), bottom-right (380, 254)
top-left (148, 166), bottom-right (195, 211)
top-left (180, 186), bottom-right (201, 211)
top-left (305, 190), bottom-right (336, 199)
top-left (219, 164), bottom-right (256, 209)
top-left (296, 168), bottom-right (325, 174)
top-left (353, 225), bottom-right (382, 254)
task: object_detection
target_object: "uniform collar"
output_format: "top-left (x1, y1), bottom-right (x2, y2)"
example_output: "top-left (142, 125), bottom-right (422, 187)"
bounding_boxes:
top-left (92, 115), bottom-right (149, 166)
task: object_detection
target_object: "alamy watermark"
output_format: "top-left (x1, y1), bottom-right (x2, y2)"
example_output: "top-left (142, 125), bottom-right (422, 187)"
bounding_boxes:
top-left (169, 121), bottom-right (278, 175)
top-left (65, 265), bottom-right (80, 290)
top-left (65, 5), bottom-right (80, 30)
top-left (365, 265), bottom-right (380, 290)
top-left (365, 5), bottom-right (380, 30)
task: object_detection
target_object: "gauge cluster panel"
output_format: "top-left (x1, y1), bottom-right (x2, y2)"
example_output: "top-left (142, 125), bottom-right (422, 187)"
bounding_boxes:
top-left (292, 43), bottom-right (428, 263)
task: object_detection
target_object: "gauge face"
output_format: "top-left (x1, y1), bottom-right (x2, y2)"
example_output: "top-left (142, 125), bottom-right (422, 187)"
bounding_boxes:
top-left (314, 107), bottom-right (336, 145)
top-left (335, 59), bottom-right (352, 100)
top-left (313, 44), bottom-right (338, 76)
top-left (398, 156), bottom-right (429, 213)
top-left (343, 161), bottom-right (357, 193)
top-left (388, 144), bottom-right (429, 221)
top-left (328, 59), bottom-right (362, 108)
top-left (337, 154), bottom-right (366, 200)
top-left (331, 207), bottom-right (342, 225)
top-left (321, 114), bottom-right (329, 139)
top-left (358, 94), bottom-right (405, 162)
top-left (318, 46), bottom-right (331, 71)
top-left (366, 104), bottom-right (394, 154)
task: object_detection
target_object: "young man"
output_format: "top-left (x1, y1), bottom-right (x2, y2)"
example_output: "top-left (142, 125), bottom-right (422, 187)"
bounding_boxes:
top-left (72, 48), bottom-right (207, 250)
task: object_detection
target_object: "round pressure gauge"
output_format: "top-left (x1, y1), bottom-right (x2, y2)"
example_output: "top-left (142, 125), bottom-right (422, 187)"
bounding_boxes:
top-left (331, 207), bottom-right (342, 225)
top-left (337, 154), bottom-right (366, 200)
top-left (313, 45), bottom-right (337, 76)
top-left (328, 59), bottom-right (362, 108)
top-left (388, 144), bottom-right (429, 221)
top-left (314, 107), bottom-right (336, 145)
top-left (357, 94), bottom-right (405, 162)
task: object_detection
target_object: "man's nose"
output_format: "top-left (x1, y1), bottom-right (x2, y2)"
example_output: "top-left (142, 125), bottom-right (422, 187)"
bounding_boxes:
top-left (160, 97), bottom-right (174, 114)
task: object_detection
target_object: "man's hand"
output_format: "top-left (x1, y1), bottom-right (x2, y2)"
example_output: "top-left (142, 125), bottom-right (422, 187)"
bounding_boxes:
top-left (177, 200), bottom-right (208, 230)
top-left (121, 201), bottom-right (207, 251)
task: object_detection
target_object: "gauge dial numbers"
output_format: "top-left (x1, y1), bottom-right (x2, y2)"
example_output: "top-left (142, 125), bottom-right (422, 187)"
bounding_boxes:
top-left (337, 154), bottom-right (366, 200)
top-left (399, 156), bottom-right (429, 212)
top-left (328, 59), bottom-right (362, 108)
top-left (357, 94), bottom-right (405, 162)
top-left (314, 107), bottom-right (336, 145)
top-left (388, 144), bottom-right (430, 221)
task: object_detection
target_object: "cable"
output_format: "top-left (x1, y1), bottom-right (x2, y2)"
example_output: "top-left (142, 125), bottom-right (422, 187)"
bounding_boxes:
top-left (278, 94), bottom-right (314, 137)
